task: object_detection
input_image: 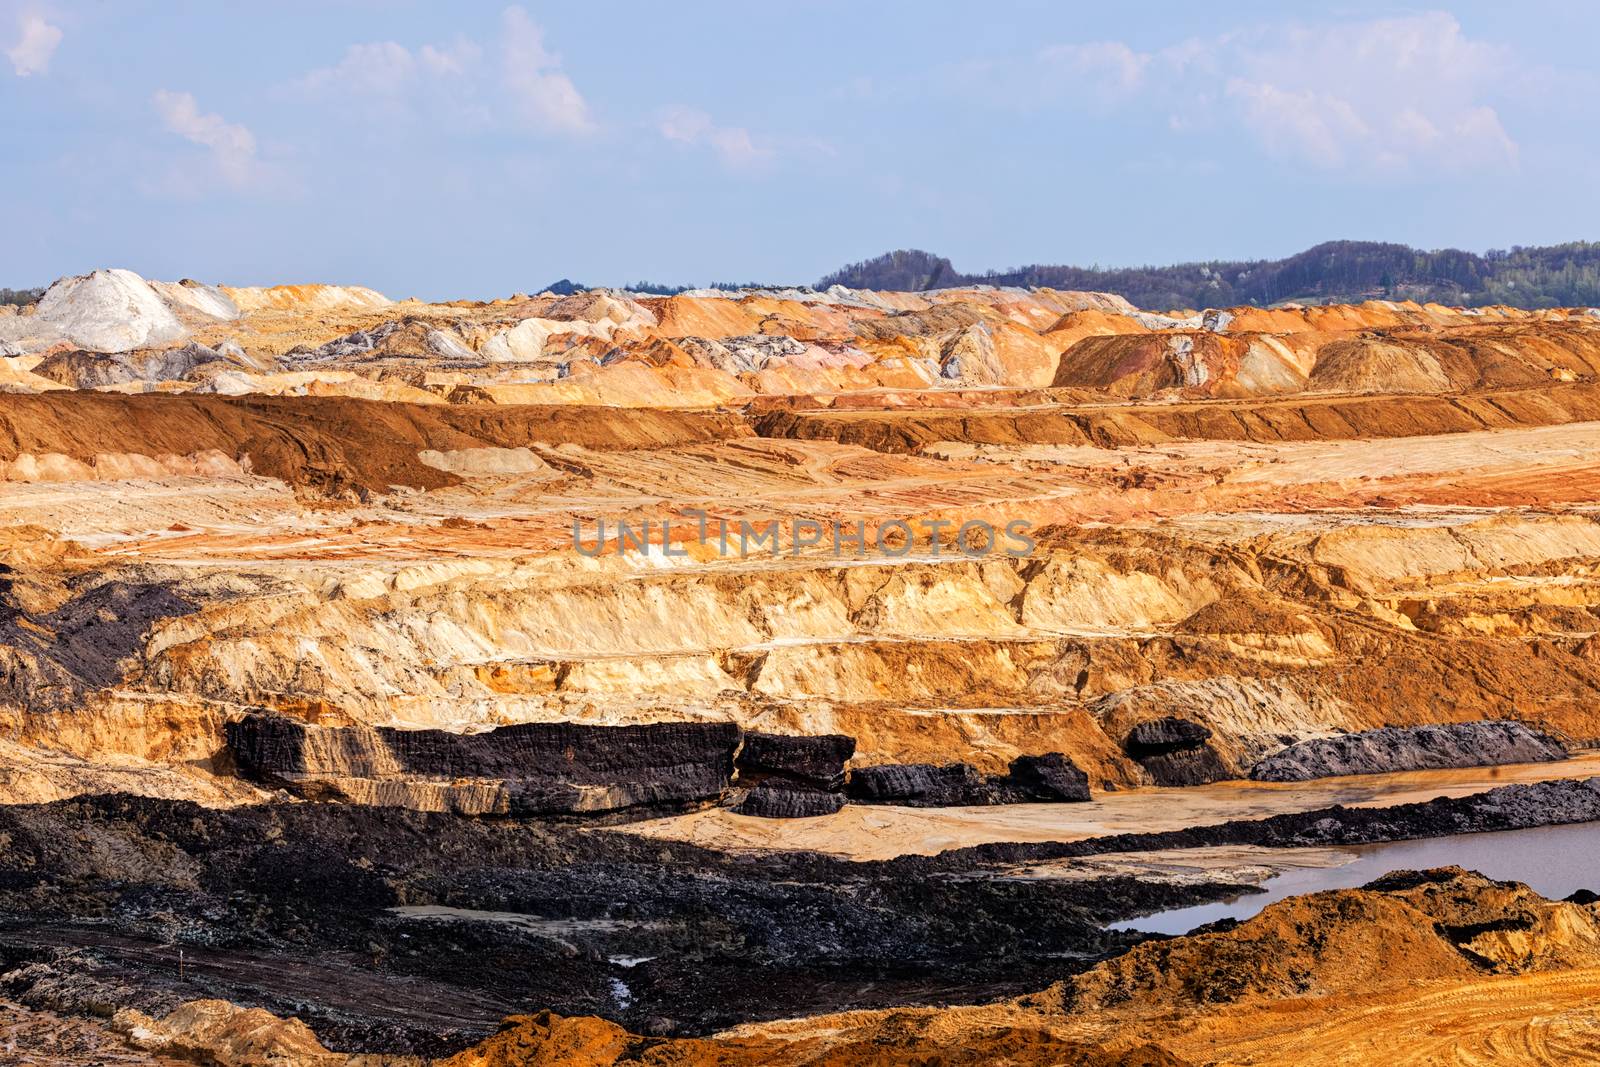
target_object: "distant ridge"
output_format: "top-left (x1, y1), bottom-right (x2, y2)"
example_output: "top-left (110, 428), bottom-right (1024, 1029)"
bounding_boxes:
top-left (818, 241), bottom-right (1600, 310)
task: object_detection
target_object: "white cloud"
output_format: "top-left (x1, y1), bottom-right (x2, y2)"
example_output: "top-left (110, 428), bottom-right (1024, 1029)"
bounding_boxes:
top-left (300, 41), bottom-right (418, 96)
top-left (1038, 41), bottom-right (1149, 100)
top-left (152, 89), bottom-right (260, 188)
top-left (499, 6), bottom-right (592, 134)
top-left (293, 8), bottom-right (589, 136)
top-left (1224, 81), bottom-right (1371, 169)
top-left (658, 106), bottom-right (774, 172)
top-left (1035, 11), bottom-right (1518, 174)
top-left (298, 38), bottom-right (483, 97)
top-left (420, 40), bottom-right (478, 78)
top-left (7, 12), bottom-right (61, 76)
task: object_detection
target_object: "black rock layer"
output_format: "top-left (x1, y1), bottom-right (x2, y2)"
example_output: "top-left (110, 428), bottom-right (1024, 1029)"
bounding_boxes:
top-left (847, 753), bottom-right (1091, 806)
top-left (226, 714), bottom-right (740, 817)
top-left (847, 762), bottom-right (994, 805)
top-left (1251, 721), bottom-right (1568, 782)
top-left (1, 775), bottom-right (1596, 1053)
top-left (1006, 753), bottom-right (1091, 801)
top-left (735, 731), bottom-right (855, 791)
top-left (733, 782), bottom-right (846, 818)
top-left (1125, 717), bottom-right (1213, 757)
top-left (1137, 746), bottom-right (1232, 787)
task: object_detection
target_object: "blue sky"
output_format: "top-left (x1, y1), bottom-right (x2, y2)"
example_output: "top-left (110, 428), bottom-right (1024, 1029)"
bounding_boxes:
top-left (3, 1), bottom-right (1597, 298)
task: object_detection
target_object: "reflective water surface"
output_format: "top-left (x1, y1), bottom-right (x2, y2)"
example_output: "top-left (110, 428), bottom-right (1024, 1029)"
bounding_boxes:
top-left (1112, 820), bottom-right (1600, 935)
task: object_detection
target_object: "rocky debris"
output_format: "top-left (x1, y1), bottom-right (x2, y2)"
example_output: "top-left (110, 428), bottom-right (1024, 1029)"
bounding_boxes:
top-left (437, 1010), bottom-right (1184, 1067)
top-left (542, 291), bottom-right (656, 328)
top-left (1251, 721), bottom-right (1569, 782)
top-left (676, 334), bottom-right (812, 374)
top-left (225, 714), bottom-right (741, 818)
top-left (115, 999), bottom-right (347, 1066)
top-left (847, 753), bottom-right (1091, 806)
top-left (288, 319), bottom-right (477, 365)
top-left (0, 996), bottom-right (182, 1066)
top-left (31, 342), bottom-right (258, 389)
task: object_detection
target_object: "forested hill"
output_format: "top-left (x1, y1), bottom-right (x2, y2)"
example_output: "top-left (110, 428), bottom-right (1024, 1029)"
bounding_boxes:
top-left (817, 242), bottom-right (1600, 310)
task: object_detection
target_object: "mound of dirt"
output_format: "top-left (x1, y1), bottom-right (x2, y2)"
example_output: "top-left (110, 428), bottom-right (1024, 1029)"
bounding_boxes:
top-left (20, 270), bottom-right (188, 354)
top-left (221, 284), bottom-right (391, 313)
top-left (0, 393), bottom-right (748, 494)
top-left (439, 1010), bottom-right (1190, 1067)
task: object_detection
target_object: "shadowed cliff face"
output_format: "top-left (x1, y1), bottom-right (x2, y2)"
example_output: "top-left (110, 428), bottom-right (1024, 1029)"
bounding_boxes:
top-left (0, 574), bottom-right (196, 712)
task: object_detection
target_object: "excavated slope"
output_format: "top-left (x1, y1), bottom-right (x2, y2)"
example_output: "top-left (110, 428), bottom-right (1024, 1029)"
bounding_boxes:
top-left (437, 868), bottom-right (1600, 1066)
top-left (0, 393), bottom-right (747, 492)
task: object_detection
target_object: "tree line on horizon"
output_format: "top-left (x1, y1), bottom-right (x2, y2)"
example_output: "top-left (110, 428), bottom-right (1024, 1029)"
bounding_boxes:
top-left (815, 242), bottom-right (1600, 310)
top-left (0, 287), bottom-right (42, 307)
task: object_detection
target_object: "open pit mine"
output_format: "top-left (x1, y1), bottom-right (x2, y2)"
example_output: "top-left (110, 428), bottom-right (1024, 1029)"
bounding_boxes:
top-left (7, 267), bottom-right (1600, 1065)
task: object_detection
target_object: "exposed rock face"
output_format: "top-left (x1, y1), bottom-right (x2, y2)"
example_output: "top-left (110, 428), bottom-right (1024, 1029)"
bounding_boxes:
top-left (0, 578), bottom-right (197, 713)
top-left (734, 782), bottom-right (846, 818)
top-left (847, 761), bottom-right (995, 806)
top-left (736, 731), bottom-right (854, 790)
top-left (732, 731), bottom-right (855, 819)
top-left (847, 753), bottom-right (1091, 806)
top-left (1251, 721), bottom-right (1569, 782)
top-left (225, 714), bottom-right (740, 817)
top-left (1125, 717), bottom-right (1232, 787)
top-left (1006, 753), bottom-right (1091, 801)
top-left (1126, 717), bottom-right (1213, 756)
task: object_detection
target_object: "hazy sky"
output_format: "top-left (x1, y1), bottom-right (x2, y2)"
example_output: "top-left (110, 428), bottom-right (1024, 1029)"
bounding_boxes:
top-left (3, 1), bottom-right (1597, 298)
